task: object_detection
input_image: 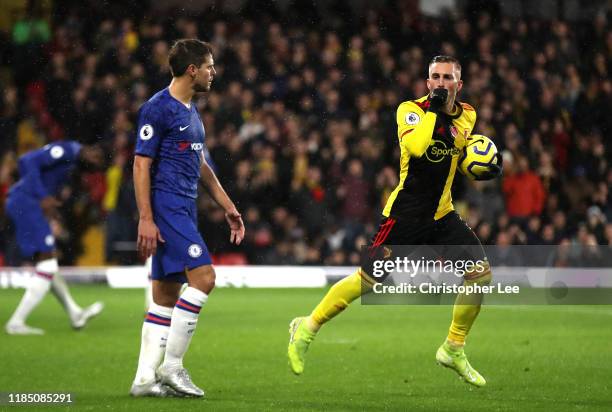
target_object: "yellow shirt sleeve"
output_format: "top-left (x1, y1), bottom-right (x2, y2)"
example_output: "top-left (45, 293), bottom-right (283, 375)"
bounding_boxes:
top-left (461, 102), bottom-right (477, 134)
top-left (396, 101), bottom-right (438, 158)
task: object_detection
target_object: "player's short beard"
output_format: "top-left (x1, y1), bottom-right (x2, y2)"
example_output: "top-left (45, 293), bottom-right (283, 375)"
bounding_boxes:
top-left (193, 82), bottom-right (210, 93)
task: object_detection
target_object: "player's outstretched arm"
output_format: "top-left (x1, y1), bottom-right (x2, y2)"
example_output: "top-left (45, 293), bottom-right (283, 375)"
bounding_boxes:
top-left (199, 159), bottom-right (245, 245)
top-left (133, 155), bottom-right (165, 257)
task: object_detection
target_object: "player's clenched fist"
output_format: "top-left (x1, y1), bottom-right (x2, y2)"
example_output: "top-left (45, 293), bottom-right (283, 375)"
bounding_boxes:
top-left (429, 87), bottom-right (448, 113)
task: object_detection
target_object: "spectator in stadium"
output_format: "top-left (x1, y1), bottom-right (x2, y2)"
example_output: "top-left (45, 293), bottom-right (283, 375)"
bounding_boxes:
top-left (103, 134), bottom-right (137, 264)
top-left (502, 155), bottom-right (546, 221)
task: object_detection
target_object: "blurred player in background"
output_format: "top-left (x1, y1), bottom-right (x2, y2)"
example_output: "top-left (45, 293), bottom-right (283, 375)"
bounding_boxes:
top-left (288, 56), bottom-right (502, 387)
top-left (4, 141), bottom-right (105, 335)
top-left (131, 39), bottom-right (244, 398)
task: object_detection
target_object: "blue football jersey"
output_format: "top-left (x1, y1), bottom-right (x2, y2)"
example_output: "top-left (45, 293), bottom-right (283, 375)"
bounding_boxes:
top-left (135, 88), bottom-right (207, 199)
top-left (9, 141), bottom-right (82, 199)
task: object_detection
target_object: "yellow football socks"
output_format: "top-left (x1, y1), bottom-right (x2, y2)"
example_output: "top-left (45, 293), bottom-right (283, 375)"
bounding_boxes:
top-left (305, 262), bottom-right (491, 345)
top-left (447, 265), bottom-right (492, 345)
top-left (308, 268), bottom-right (375, 330)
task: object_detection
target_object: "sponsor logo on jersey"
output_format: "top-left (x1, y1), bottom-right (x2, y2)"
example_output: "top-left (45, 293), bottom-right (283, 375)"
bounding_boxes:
top-left (426, 140), bottom-right (461, 163)
top-left (178, 141), bottom-right (204, 152)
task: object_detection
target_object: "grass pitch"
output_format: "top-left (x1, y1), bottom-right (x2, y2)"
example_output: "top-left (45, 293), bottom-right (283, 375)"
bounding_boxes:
top-left (1, 285), bottom-right (611, 411)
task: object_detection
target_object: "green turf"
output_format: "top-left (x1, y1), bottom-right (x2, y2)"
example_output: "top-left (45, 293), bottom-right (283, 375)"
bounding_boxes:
top-left (1, 285), bottom-right (611, 411)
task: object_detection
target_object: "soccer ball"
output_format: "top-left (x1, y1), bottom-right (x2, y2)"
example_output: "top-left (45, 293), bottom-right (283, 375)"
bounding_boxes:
top-left (458, 134), bottom-right (499, 180)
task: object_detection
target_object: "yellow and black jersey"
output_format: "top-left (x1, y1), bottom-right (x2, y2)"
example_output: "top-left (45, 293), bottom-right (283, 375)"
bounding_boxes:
top-left (382, 95), bottom-right (477, 221)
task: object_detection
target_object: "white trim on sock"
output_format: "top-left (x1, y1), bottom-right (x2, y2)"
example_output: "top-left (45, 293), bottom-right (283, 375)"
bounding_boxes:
top-left (36, 258), bottom-right (59, 276)
top-left (181, 287), bottom-right (208, 307)
top-left (149, 302), bottom-right (174, 318)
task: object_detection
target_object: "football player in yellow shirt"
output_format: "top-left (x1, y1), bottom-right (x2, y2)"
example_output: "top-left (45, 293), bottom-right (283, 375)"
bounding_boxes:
top-left (288, 56), bottom-right (502, 387)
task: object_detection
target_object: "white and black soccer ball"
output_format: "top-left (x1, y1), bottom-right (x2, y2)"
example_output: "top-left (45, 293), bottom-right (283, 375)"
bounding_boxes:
top-left (458, 134), bottom-right (499, 180)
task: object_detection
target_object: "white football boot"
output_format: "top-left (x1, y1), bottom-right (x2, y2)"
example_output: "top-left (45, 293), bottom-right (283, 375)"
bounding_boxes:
top-left (72, 301), bottom-right (104, 330)
top-left (5, 322), bottom-right (45, 335)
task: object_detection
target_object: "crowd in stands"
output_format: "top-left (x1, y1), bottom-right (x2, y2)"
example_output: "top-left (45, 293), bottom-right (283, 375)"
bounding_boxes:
top-left (0, 0), bottom-right (610, 266)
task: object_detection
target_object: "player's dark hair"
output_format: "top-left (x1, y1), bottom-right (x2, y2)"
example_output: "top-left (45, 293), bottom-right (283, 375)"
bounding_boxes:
top-left (168, 39), bottom-right (213, 77)
top-left (429, 55), bottom-right (462, 73)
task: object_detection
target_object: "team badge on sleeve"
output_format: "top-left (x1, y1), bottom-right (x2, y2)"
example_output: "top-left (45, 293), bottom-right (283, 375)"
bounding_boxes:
top-left (405, 112), bottom-right (420, 125)
top-left (139, 124), bottom-right (154, 140)
top-left (50, 146), bottom-right (64, 159)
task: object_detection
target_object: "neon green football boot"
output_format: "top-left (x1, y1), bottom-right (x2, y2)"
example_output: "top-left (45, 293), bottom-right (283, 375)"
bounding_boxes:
top-left (288, 317), bottom-right (316, 375)
top-left (436, 342), bottom-right (486, 387)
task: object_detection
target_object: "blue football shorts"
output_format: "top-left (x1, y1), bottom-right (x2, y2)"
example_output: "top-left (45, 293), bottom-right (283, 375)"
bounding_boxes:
top-left (151, 190), bottom-right (212, 283)
top-left (5, 192), bottom-right (55, 258)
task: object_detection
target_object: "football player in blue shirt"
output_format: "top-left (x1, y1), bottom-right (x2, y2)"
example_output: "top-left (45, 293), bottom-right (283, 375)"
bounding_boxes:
top-left (4, 141), bottom-right (105, 335)
top-left (130, 39), bottom-right (245, 398)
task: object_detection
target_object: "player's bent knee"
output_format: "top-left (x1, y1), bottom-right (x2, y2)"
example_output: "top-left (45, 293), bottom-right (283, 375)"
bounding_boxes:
top-left (203, 270), bottom-right (216, 292)
top-left (186, 265), bottom-right (216, 293)
top-left (463, 262), bottom-right (492, 285)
